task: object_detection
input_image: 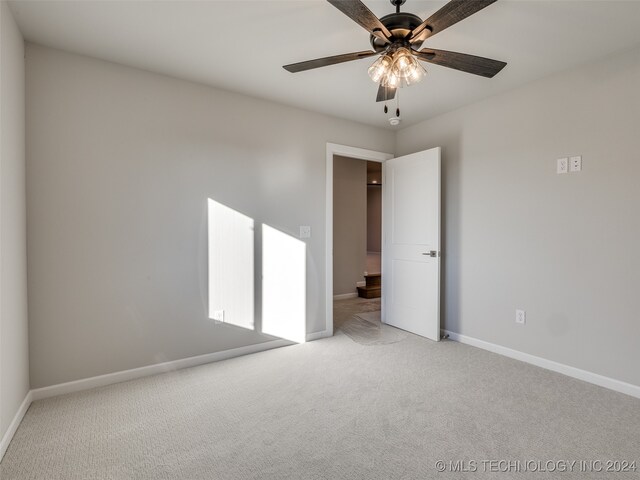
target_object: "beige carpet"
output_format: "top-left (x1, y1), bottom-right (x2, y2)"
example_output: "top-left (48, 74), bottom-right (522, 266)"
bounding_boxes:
top-left (1, 324), bottom-right (639, 479)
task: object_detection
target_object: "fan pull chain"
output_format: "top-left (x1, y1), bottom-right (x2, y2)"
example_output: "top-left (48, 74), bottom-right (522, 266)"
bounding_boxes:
top-left (384, 104), bottom-right (388, 114)
top-left (396, 89), bottom-right (400, 118)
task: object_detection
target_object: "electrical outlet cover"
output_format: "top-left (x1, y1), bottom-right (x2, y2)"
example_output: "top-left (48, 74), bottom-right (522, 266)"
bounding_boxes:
top-left (570, 156), bottom-right (582, 172)
top-left (557, 157), bottom-right (568, 174)
top-left (516, 309), bottom-right (526, 325)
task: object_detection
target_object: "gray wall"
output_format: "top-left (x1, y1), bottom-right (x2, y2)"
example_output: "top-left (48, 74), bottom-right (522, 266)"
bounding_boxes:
top-left (396, 45), bottom-right (640, 386)
top-left (367, 186), bottom-right (381, 253)
top-left (333, 155), bottom-right (367, 295)
top-left (0, 0), bottom-right (29, 442)
top-left (26, 45), bottom-right (395, 388)
top-left (19, 33), bottom-right (640, 393)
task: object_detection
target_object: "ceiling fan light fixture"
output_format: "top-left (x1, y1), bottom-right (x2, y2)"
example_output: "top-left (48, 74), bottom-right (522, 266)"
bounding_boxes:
top-left (367, 54), bottom-right (392, 83)
top-left (371, 47), bottom-right (427, 89)
top-left (392, 47), bottom-right (412, 72)
top-left (405, 61), bottom-right (427, 85)
top-left (390, 47), bottom-right (425, 86)
top-left (284, 0), bottom-right (507, 109)
top-left (381, 71), bottom-right (400, 88)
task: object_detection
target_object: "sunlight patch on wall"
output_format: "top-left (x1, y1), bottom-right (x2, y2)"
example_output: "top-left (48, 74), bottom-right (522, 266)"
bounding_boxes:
top-left (262, 224), bottom-right (306, 343)
top-left (208, 199), bottom-right (254, 330)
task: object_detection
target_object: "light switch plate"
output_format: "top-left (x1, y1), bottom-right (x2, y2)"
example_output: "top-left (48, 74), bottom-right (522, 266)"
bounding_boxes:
top-left (570, 156), bottom-right (582, 172)
top-left (299, 226), bottom-right (311, 239)
top-left (557, 157), bottom-right (568, 174)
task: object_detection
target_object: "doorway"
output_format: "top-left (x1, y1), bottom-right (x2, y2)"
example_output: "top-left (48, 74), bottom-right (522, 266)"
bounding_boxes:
top-left (325, 143), bottom-right (442, 342)
top-left (332, 156), bottom-right (383, 335)
top-left (324, 143), bottom-right (393, 337)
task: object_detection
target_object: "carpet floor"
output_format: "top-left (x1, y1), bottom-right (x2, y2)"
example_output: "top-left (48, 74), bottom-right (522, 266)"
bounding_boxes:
top-left (1, 310), bottom-right (639, 479)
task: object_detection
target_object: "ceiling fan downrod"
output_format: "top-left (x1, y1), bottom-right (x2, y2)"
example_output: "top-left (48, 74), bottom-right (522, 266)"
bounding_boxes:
top-left (391, 0), bottom-right (406, 14)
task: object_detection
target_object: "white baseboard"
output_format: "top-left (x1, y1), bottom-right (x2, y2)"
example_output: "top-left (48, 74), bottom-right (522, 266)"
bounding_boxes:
top-left (443, 329), bottom-right (640, 399)
top-left (306, 329), bottom-right (332, 342)
top-left (334, 293), bottom-right (358, 300)
top-left (31, 339), bottom-right (290, 402)
top-left (0, 391), bottom-right (32, 462)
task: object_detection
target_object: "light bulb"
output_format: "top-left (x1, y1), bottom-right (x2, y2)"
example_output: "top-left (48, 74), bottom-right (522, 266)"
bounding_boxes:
top-left (368, 55), bottom-right (392, 83)
top-left (391, 47), bottom-right (413, 78)
top-left (382, 71), bottom-right (400, 88)
top-left (388, 48), bottom-right (426, 87)
top-left (407, 60), bottom-right (427, 83)
top-left (405, 62), bottom-right (426, 85)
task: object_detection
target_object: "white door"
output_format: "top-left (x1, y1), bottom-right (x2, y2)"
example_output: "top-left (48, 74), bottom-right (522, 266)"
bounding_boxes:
top-left (382, 147), bottom-right (441, 341)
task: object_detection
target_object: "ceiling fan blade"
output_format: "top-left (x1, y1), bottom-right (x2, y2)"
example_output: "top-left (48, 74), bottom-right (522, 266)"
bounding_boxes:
top-left (327, 0), bottom-right (392, 43)
top-left (408, 0), bottom-right (497, 42)
top-left (283, 50), bottom-right (378, 73)
top-left (415, 48), bottom-right (506, 78)
top-left (376, 84), bottom-right (396, 102)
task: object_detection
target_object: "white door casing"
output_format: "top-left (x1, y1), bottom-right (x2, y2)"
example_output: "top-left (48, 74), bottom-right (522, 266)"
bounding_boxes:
top-left (325, 143), bottom-right (393, 338)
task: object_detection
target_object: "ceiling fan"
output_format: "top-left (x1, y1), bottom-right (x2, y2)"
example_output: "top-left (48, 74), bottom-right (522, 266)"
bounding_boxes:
top-left (283, 0), bottom-right (507, 106)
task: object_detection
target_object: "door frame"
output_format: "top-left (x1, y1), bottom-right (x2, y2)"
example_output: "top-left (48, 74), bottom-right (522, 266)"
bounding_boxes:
top-left (324, 143), bottom-right (394, 337)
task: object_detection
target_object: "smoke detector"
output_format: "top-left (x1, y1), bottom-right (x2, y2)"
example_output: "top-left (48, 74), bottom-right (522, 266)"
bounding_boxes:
top-left (389, 117), bottom-right (401, 126)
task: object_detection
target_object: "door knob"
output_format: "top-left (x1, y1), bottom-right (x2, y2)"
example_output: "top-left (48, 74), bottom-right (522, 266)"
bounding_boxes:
top-left (422, 250), bottom-right (437, 257)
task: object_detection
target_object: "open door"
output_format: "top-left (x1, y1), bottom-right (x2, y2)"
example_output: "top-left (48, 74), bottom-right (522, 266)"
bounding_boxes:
top-left (382, 147), bottom-right (441, 341)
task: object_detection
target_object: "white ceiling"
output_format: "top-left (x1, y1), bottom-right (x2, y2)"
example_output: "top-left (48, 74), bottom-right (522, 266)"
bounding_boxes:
top-left (9, 0), bottom-right (640, 129)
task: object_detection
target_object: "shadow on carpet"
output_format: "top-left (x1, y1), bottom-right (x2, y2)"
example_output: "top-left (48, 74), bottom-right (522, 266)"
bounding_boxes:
top-left (339, 310), bottom-right (408, 346)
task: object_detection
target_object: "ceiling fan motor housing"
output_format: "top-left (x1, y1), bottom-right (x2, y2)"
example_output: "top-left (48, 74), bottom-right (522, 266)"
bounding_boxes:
top-left (370, 12), bottom-right (427, 51)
